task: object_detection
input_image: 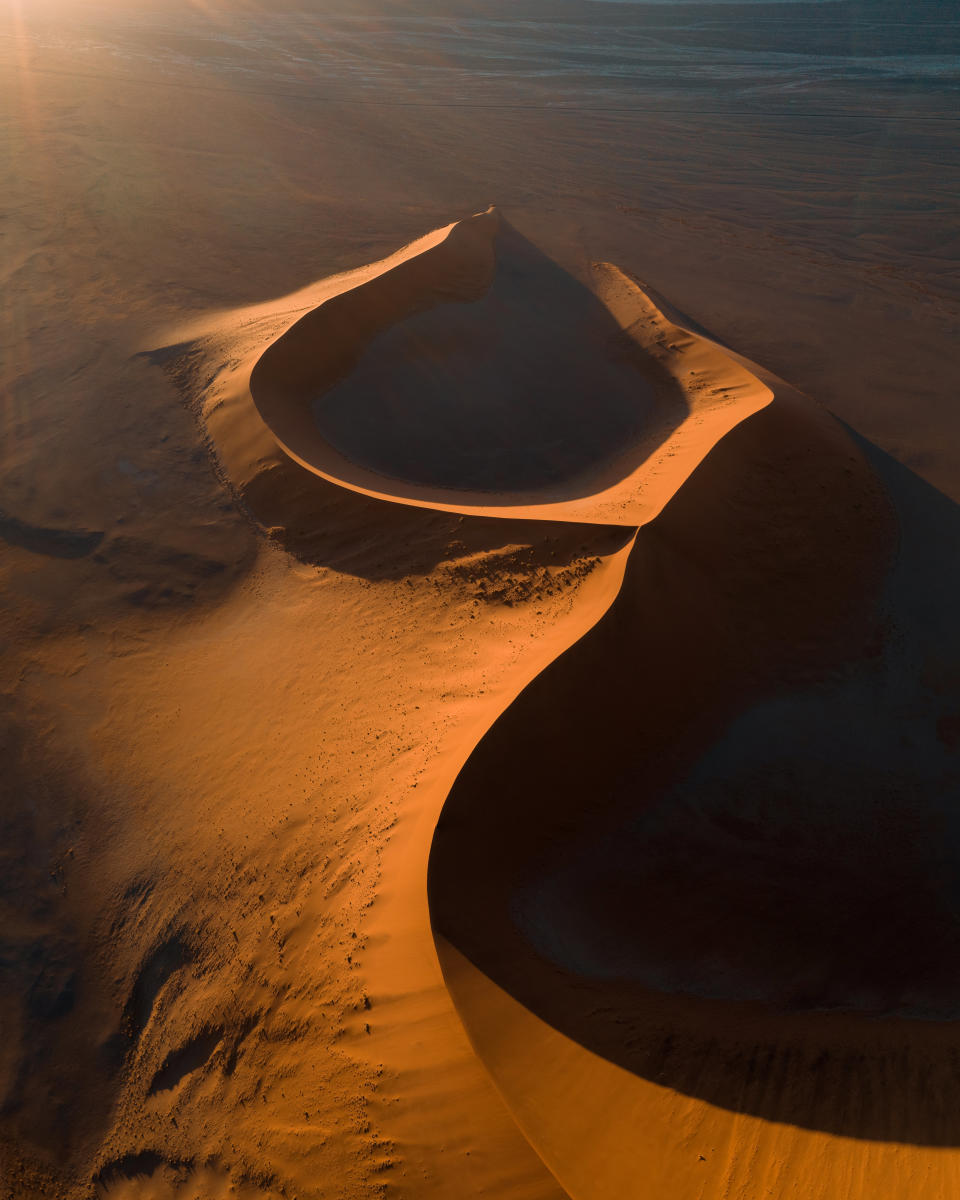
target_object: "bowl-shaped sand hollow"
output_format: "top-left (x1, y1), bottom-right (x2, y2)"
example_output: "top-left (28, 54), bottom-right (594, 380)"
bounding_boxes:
top-left (251, 209), bottom-right (672, 501)
top-left (248, 208), bottom-right (774, 526)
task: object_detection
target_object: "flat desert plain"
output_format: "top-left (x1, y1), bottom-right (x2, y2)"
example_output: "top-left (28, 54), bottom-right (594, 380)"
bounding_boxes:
top-left (2, 1), bottom-right (960, 1198)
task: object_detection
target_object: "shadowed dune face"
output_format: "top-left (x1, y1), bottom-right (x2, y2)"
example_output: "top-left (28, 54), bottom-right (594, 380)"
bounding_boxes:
top-left (426, 389), bottom-right (960, 1152)
top-left (312, 222), bottom-right (670, 493)
top-left (249, 209), bottom-right (689, 508)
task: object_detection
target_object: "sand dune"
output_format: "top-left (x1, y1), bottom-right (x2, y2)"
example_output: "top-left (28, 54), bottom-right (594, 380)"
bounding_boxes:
top-left (196, 210), bottom-right (960, 1199)
top-left (153, 211), bottom-right (960, 1200)
top-left (5, 1), bottom-right (959, 1194)
top-left (5, 190), bottom-right (959, 1200)
top-left (427, 276), bottom-right (960, 1194)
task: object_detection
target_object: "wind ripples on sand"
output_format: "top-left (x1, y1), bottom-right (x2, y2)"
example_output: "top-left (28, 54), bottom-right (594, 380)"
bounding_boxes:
top-left (7, 3), bottom-right (959, 111)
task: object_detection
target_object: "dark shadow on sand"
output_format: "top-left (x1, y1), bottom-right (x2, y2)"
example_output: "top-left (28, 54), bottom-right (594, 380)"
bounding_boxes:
top-left (238, 450), bottom-right (631, 583)
top-left (0, 508), bottom-right (104, 559)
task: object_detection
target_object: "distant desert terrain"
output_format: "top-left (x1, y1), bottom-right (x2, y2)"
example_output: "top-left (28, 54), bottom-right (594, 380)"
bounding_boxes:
top-left (3, 2), bottom-right (960, 1199)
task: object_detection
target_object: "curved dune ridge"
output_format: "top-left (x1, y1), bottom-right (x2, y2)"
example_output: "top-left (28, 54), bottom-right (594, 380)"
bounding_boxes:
top-left (191, 212), bottom-right (960, 1198)
top-left (246, 207), bottom-right (773, 527)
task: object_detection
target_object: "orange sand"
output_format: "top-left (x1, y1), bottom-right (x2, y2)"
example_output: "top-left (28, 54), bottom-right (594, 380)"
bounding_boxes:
top-left (4, 12), bottom-right (960, 1199)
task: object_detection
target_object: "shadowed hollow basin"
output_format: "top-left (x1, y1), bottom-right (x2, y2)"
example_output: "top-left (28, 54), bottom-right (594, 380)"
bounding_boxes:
top-left (247, 208), bottom-right (774, 526)
top-left (310, 226), bottom-right (665, 494)
top-left (250, 209), bottom-right (673, 501)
